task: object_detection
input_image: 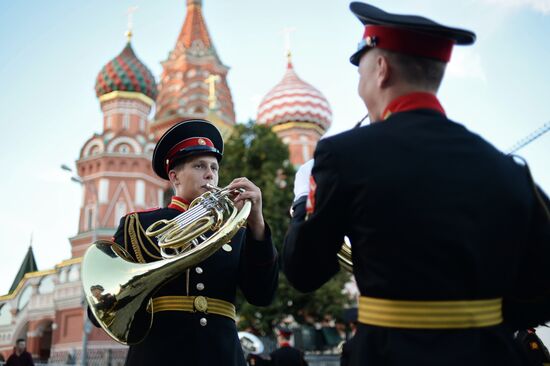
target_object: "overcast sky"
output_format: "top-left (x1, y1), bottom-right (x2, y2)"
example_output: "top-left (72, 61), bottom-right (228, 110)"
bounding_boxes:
top-left (1, 0), bottom-right (549, 341)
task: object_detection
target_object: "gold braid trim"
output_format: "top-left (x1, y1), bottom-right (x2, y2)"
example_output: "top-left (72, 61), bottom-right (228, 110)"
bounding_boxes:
top-left (136, 216), bottom-right (162, 259)
top-left (123, 214), bottom-right (130, 254)
top-left (127, 214), bottom-right (146, 263)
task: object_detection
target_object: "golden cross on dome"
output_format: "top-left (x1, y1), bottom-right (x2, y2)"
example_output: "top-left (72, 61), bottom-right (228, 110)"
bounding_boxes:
top-left (125, 6), bottom-right (139, 41)
top-left (205, 74), bottom-right (221, 110)
top-left (282, 26), bottom-right (296, 64)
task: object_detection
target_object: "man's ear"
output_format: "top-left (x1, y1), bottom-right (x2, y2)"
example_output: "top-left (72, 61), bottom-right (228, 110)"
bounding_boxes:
top-left (168, 169), bottom-right (178, 185)
top-left (376, 54), bottom-right (391, 88)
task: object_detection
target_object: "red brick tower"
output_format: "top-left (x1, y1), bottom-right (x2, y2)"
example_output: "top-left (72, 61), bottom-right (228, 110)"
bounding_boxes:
top-left (68, 35), bottom-right (166, 258)
top-left (151, 0), bottom-right (236, 139)
top-left (257, 53), bottom-right (332, 166)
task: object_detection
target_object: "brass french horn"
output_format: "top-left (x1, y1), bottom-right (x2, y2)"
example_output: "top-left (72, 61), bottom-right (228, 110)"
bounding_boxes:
top-left (238, 331), bottom-right (265, 356)
top-left (81, 184), bottom-right (250, 345)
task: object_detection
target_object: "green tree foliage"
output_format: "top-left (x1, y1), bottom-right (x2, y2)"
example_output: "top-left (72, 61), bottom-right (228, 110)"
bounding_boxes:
top-left (219, 121), bottom-right (353, 335)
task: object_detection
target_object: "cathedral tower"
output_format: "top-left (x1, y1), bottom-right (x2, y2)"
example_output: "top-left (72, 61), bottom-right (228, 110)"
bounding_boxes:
top-left (69, 35), bottom-right (166, 258)
top-left (151, 0), bottom-right (236, 139)
top-left (257, 53), bottom-right (332, 166)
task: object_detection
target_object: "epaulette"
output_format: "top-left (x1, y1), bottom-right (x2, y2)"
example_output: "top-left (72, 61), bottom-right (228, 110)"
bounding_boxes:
top-left (123, 212), bottom-right (163, 263)
top-left (126, 207), bottom-right (160, 216)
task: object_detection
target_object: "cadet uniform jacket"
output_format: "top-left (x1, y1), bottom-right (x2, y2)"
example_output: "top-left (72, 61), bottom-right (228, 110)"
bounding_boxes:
top-left (283, 106), bottom-right (550, 366)
top-left (104, 197), bottom-right (279, 366)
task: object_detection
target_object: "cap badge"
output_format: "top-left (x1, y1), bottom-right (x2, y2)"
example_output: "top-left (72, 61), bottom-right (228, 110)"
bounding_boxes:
top-left (198, 138), bottom-right (206, 146)
top-left (365, 36), bottom-right (377, 47)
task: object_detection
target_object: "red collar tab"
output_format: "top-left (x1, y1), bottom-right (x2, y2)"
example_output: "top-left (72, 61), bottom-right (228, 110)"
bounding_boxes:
top-left (280, 342), bottom-right (291, 348)
top-left (382, 92), bottom-right (445, 120)
top-left (361, 25), bottom-right (454, 62)
top-left (165, 137), bottom-right (215, 172)
top-left (168, 196), bottom-right (190, 212)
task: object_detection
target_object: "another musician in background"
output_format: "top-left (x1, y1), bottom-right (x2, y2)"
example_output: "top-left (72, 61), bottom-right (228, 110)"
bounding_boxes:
top-left (90, 119), bottom-right (279, 366)
top-left (339, 308), bottom-right (357, 366)
top-left (269, 326), bottom-right (308, 366)
top-left (283, 2), bottom-right (550, 366)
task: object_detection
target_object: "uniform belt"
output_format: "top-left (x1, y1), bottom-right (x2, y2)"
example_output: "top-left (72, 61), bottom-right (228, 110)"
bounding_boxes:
top-left (359, 296), bottom-right (502, 329)
top-left (149, 296), bottom-right (236, 321)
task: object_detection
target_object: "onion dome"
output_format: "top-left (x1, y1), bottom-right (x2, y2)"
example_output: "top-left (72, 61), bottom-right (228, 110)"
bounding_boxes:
top-left (257, 60), bottom-right (332, 131)
top-left (95, 42), bottom-right (158, 100)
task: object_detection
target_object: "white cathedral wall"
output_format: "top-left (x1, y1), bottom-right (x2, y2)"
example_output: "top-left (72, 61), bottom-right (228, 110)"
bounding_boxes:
top-left (135, 180), bottom-right (145, 206)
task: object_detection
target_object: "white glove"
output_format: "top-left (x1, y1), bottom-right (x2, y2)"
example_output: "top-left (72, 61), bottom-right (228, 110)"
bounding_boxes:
top-left (293, 159), bottom-right (314, 202)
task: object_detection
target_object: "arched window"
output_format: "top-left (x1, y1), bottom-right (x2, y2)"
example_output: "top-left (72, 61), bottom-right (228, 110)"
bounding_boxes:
top-left (68, 265), bottom-right (80, 282)
top-left (0, 303), bottom-right (12, 325)
top-left (139, 118), bottom-right (145, 131)
top-left (89, 145), bottom-right (101, 155)
top-left (18, 286), bottom-right (32, 311)
top-left (38, 276), bottom-right (55, 294)
top-left (58, 268), bottom-right (68, 283)
top-left (115, 201), bottom-right (127, 226)
top-left (117, 144), bottom-right (130, 153)
top-left (123, 114), bottom-right (130, 129)
top-left (85, 205), bottom-right (95, 231)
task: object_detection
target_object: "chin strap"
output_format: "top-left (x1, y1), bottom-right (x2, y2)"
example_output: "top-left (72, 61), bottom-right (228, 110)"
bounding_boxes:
top-left (354, 114), bottom-right (369, 129)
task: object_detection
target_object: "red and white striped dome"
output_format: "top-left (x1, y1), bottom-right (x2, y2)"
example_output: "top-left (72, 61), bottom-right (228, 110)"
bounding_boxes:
top-left (257, 62), bottom-right (332, 131)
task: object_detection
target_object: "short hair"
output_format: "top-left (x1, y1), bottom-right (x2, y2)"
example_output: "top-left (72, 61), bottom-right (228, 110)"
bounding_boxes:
top-left (169, 157), bottom-right (188, 172)
top-left (16, 338), bottom-right (25, 344)
top-left (170, 153), bottom-right (219, 173)
top-left (380, 49), bottom-right (447, 92)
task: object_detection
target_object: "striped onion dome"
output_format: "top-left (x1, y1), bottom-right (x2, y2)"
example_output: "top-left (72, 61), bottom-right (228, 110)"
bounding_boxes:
top-left (95, 42), bottom-right (158, 100)
top-left (257, 61), bottom-right (332, 131)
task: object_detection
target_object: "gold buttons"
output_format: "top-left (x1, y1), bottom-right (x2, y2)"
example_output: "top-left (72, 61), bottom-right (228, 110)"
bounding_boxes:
top-left (222, 244), bottom-right (232, 252)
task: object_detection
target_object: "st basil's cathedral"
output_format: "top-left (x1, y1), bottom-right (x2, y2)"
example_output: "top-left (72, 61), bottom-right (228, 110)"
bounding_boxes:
top-left (0, 0), bottom-right (331, 363)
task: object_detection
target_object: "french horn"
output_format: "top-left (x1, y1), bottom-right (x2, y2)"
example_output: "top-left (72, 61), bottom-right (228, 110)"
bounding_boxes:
top-left (81, 184), bottom-right (251, 345)
top-left (238, 331), bottom-right (265, 356)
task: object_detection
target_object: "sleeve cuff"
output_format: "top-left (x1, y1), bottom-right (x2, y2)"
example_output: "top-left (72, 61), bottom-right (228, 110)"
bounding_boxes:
top-left (290, 195), bottom-right (307, 221)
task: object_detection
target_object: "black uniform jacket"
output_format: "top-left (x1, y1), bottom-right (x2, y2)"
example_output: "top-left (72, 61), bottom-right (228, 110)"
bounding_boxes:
top-left (269, 345), bottom-right (308, 366)
top-left (283, 109), bottom-right (550, 366)
top-left (100, 199), bottom-right (279, 366)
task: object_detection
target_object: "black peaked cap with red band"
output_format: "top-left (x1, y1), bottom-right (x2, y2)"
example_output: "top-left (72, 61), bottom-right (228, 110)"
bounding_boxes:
top-left (349, 2), bottom-right (476, 66)
top-left (152, 119), bottom-right (224, 180)
top-left (276, 325), bottom-right (293, 337)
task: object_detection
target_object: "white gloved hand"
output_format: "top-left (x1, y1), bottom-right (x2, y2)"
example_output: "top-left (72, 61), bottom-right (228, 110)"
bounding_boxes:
top-left (293, 159), bottom-right (314, 202)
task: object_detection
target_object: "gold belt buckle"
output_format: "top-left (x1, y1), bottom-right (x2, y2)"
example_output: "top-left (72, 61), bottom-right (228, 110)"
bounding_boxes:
top-left (194, 296), bottom-right (208, 313)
